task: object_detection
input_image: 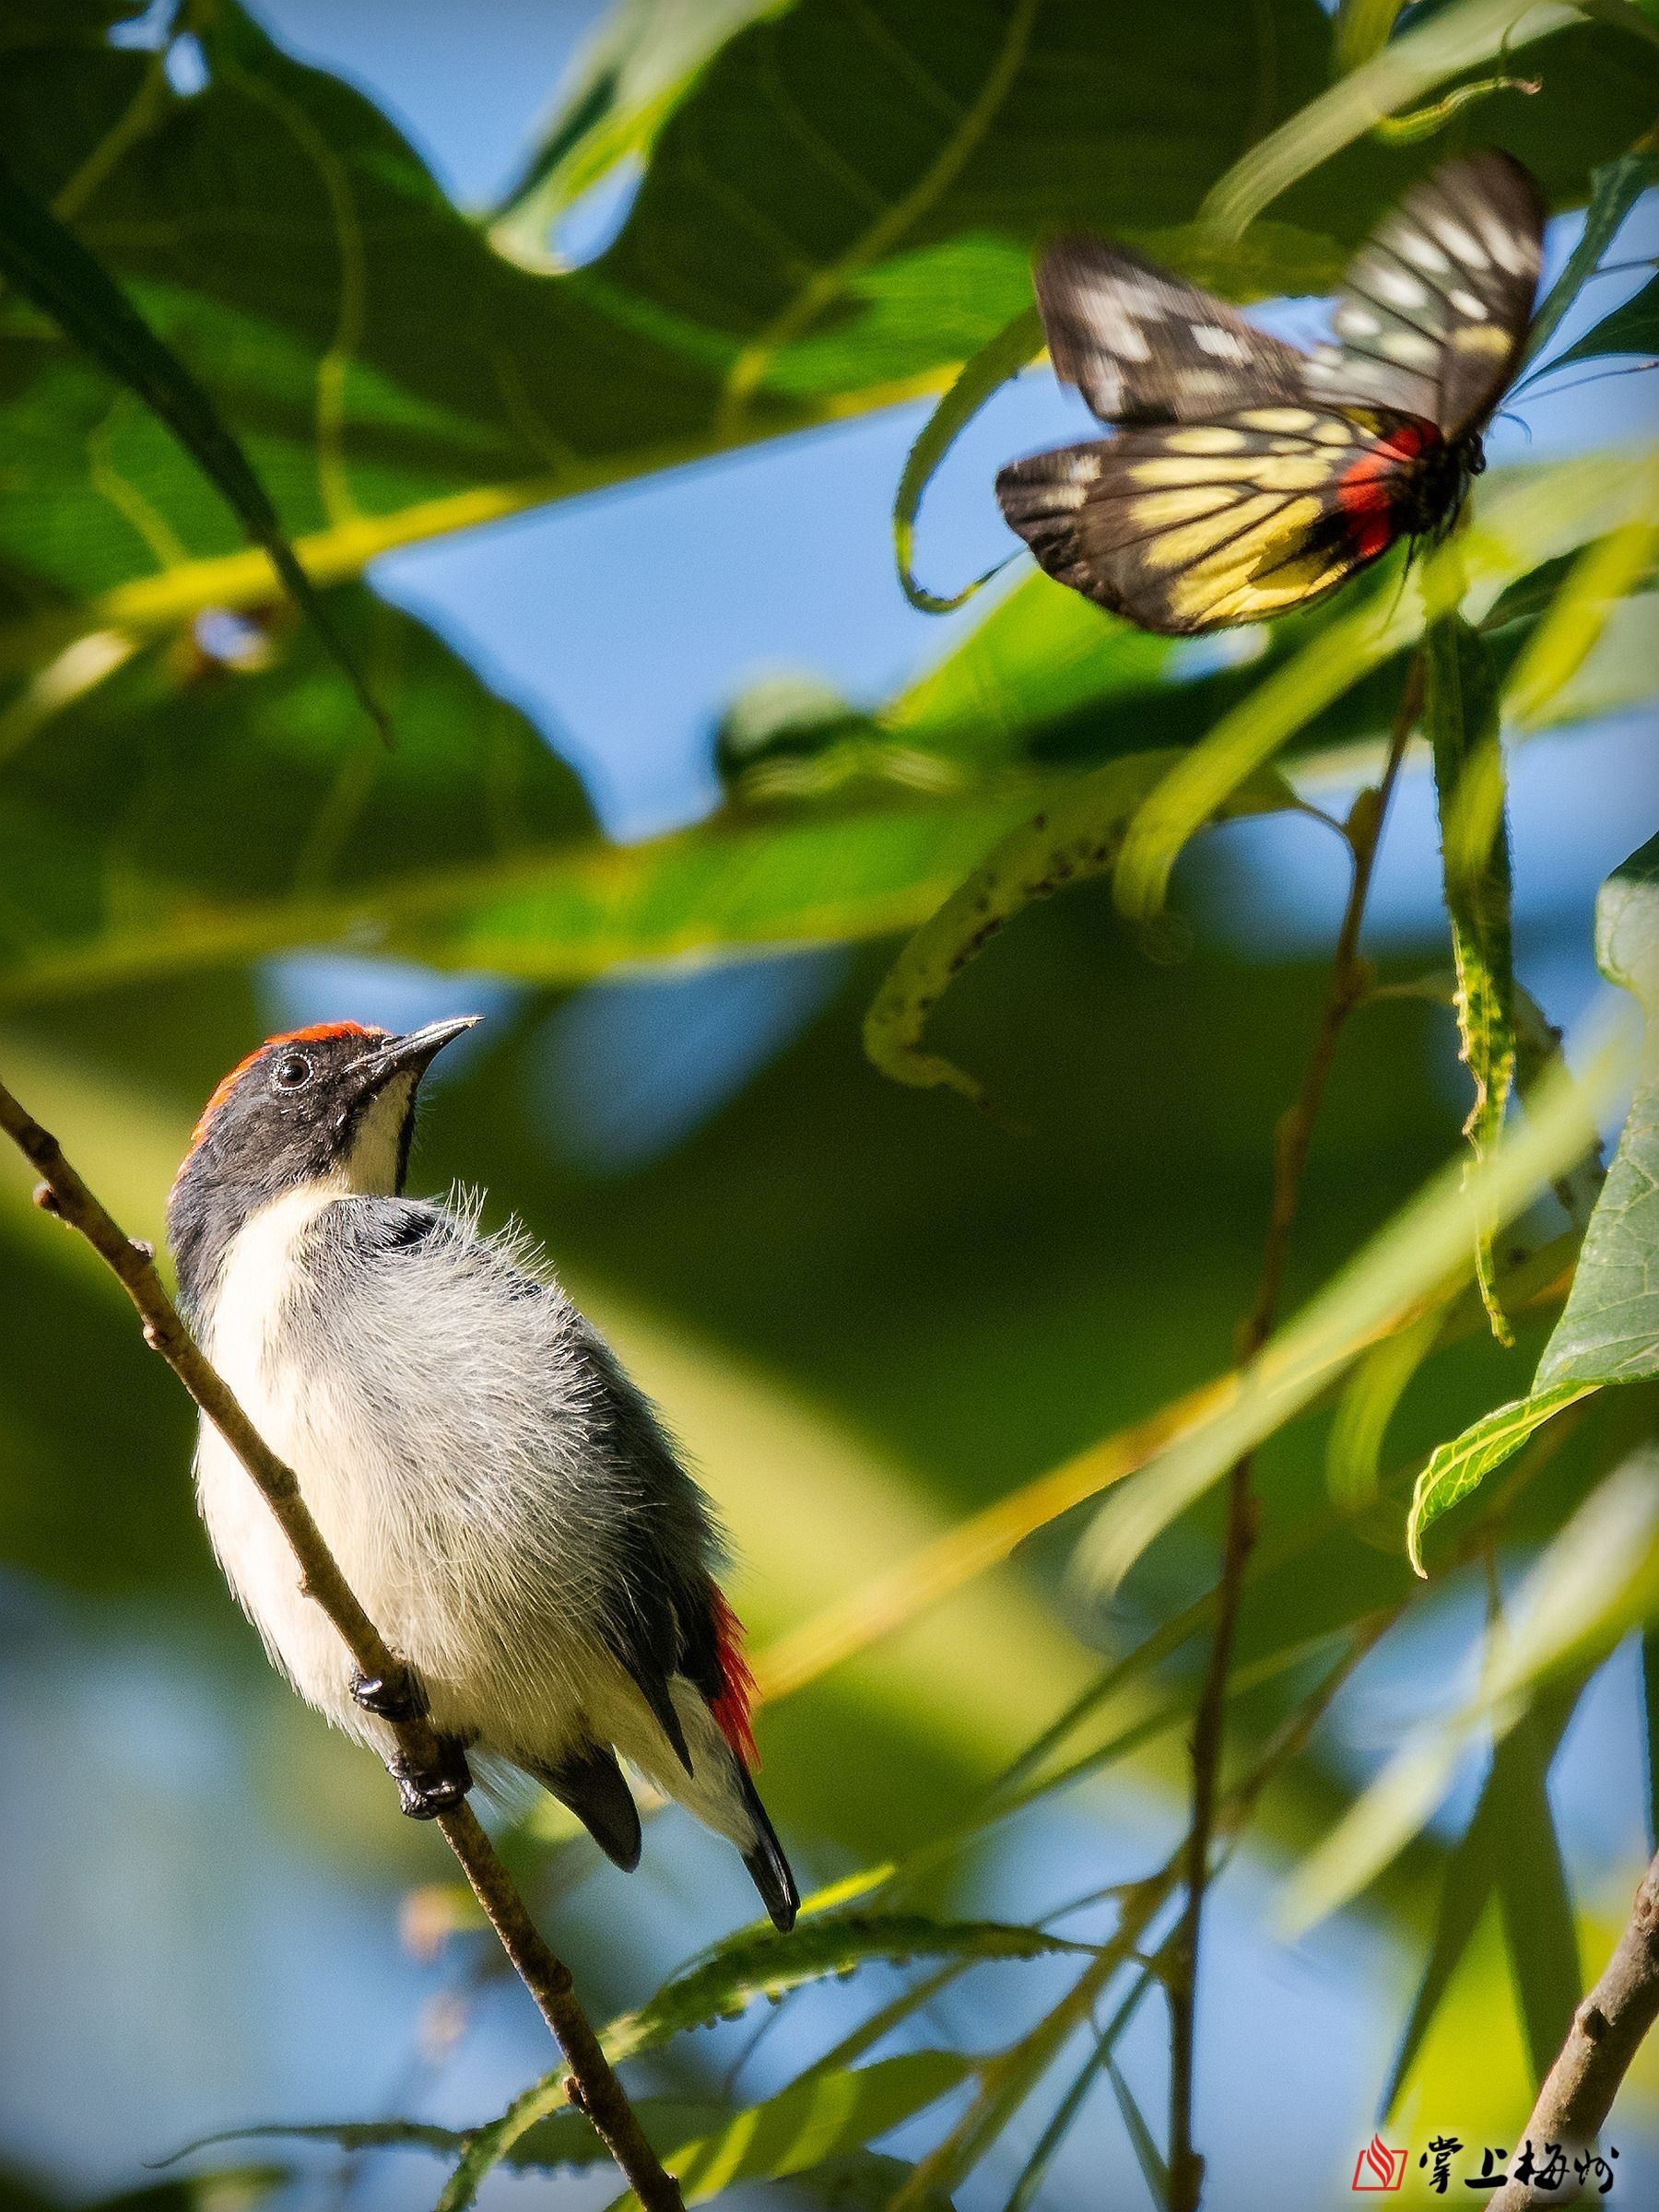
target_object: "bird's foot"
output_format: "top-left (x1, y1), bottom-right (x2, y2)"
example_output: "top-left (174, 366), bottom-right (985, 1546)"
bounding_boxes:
top-left (351, 1662), bottom-right (429, 1723)
top-left (389, 1738), bottom-right (473, 1820)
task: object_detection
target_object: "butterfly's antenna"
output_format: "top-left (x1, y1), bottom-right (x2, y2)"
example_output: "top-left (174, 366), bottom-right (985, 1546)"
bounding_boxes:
top-left (1577, 255), bottom-right (1658, 282)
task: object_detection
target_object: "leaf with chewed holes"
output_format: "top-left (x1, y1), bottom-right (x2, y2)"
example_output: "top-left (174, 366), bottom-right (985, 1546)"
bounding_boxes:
top-left (864, 753), bottom-right (1296, 1111)
top-left (1427, 613), bottom-right (1516, 1343)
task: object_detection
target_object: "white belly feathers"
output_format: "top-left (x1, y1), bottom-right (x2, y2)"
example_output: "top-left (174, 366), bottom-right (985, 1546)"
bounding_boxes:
top-left (193, 1184), bottom-right (610, 1765)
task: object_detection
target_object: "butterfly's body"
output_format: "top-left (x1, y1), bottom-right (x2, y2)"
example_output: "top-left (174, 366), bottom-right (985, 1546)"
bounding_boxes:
top-left (998, 153), bottom-right (1543, 633)
top-left (1335, 416), bottom-right (1477, 555)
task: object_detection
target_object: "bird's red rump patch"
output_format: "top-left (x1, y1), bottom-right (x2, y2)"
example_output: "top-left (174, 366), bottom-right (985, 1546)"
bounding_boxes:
top-left (708, 1583), bottom-right (759, 1771)
top-left (188, 1022), bottom-right (387, 1149)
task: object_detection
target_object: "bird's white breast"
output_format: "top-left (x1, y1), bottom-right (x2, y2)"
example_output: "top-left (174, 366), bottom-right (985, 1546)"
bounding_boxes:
top-left (194, 1180), bottom-right (382, 1744)
top-left (190, 1181), bottom-right (613, 1763)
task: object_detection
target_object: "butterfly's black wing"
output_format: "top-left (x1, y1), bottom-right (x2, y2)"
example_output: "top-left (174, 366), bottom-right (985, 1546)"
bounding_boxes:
top-left (996, 405), bottom-right (1433, 636)
top-left (1032, 236), bottom-right (1312, 426)
top-left (1302, 150), bottom-right (1544, 436)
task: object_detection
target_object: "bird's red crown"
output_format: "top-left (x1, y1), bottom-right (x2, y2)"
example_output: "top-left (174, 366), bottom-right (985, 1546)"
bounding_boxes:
top-left (188, 1023), bottom-right (387, 1153)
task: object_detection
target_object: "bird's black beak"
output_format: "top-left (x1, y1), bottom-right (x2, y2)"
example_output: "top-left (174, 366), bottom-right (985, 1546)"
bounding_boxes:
top-left (349, 1016), bottom-right (482, 1093)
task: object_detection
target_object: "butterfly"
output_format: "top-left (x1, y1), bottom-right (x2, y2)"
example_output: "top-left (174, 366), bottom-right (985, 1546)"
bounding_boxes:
top-left (995, 150), bottom-right (1545, 635)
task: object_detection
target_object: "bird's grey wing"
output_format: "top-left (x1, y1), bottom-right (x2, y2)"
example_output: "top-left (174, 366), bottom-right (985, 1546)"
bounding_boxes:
top-left (566, 1322), bottom-right (729, 1774)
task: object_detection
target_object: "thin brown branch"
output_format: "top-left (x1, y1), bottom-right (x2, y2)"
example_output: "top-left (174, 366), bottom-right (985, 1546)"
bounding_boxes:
top-left (1489, 1848), bottom-right (1659, 2209)
top-left (1167, 659), bottom-right (1423, 2212)
top-left (0, 1069), bottom-right (684, 2212)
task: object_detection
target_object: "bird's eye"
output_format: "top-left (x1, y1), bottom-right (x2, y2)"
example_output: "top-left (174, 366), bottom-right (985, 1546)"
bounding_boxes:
top-left (273, 1052), bottom-right (314, 1090)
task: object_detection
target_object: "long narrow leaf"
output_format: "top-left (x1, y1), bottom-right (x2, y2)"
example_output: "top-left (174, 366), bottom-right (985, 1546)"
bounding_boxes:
top-left (1105, 2055), bottom-right (1171, 2211)
top-left (894, 307), bottom-right (1042, 613)
top-left (1553, 272), bottom-right (1659, 371)
top-left (1079, 1025), bottom-right (1623, 1598)
top-left (1407, 1382), bottom-right (1599, 1574)
top-left (1334, 0), bottom-right (1408, 72)
top-left (1199, 0), bottom-right (1625, 241)
top-left (1110, 450), bottom-right (1655, 927)
top-left (864, 754), bottom-right (1296, 1107)
top-left (1524, 152), bottom-right (1657, 364)
top-left (0, 159), bottom-right (387, 738)
top-left (1507, 480), bottom-right (1659, 733)
top-left (1284, 1453), bottom-right (1659, 1933)
top-left (1427, 613), bottom-right (1517, 1340)
top-left (1004, 2040), bottom-right (1114, 2212)
top-left (433, 1914), bottom-right (1079, 2211)
top-left (1326, 1305), bottom-right (1445, 1508)
top-left (607, 2053), bottom-right (973, 2212)
top-left (613, 1914), bottom-right (1088, 2063)
top-left (1494, 1700), bottom-right (1582, 2088)
top-left (1382, 1682), bottom-right (1583, 2113)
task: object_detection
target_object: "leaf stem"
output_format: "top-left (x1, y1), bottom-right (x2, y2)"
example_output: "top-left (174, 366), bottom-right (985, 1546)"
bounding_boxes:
top-left (0, 1068), bottom-right (683, 2212)
top-left (1166, 657), bottom-right (1421, 2212)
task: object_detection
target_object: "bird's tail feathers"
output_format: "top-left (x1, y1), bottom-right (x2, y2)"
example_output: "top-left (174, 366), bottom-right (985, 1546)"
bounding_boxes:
top-left (735, 1766), bottom-right (798, 1932)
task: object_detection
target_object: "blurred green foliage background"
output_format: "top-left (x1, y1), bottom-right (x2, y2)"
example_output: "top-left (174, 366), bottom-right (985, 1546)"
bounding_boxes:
top-left (1, 2), bottom-right (1658, 2208)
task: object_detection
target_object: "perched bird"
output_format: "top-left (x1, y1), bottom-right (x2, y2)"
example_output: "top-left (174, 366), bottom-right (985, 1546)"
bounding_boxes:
top-left (997, 149), bottom-right (1544, 633)
top-left (166, 1018), bottom-right (797, 1931)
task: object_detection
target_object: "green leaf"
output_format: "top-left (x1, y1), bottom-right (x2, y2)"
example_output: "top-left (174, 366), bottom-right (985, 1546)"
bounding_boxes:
top-left (167, 2103), bottom-right (721, 2177)
top-left (1506, 468), bottom-right (1659, 734)
top-left (607, 2053), bottom-right (973, 2210)
top-left (1200, 0), bottom-right (1658, 241)
top-left (611, 1912), bottom-right (1088, 2062)
top-left (1080, 1024), bottom-right (1626, 1596)
top-left (435, 1914), bottom-right (1078, 2212)
top-left (0, 582), bottom-right (599, 1005)
top-left (1334, 0), bottom-right (1408, 73)
top-left (31, 504), bottom-right (1652, 1006)
top-left (881, 572), bottom-right (1178, 771)
top-left (3, 0), bottom-right (1650, 672)
top-left (1004, 2039), bottom-right (1114, 2212)
top-left (1494, 1700), bottom-right (1582, 2088)
top-left (1537, 833), bottom-right (1659, 1385)
top-left (0, 157), bottom-right (387, 740)
top-left (0, 0), bottom-right (1356, 664)
top-left (1382, 1681), bottom-right (1583, 2113)
top-left (781, 2151), bottom-right (959, 2211)
top-left (1110, 449), bottom-right (1658, 927)
top-left (0, 580), bottom-right (1116, 1007)
top-left (1553, 271), bottom-right (1659, 371)
top-left (1407, 1382), bottom-right (1599, 1575)
top-left (1105, 2055), bottom-right (1171, 2211)
top-left (488, 0), bottom-right (789, 262)
top-left (1285, 1453), bottom-right (1659, 1933)
top-left (862, 754), bottom-right (1297, 1110)
top-left (894, 306), bottom-right (1041, 612)
top-left (1524, 151), bottom-right (1658, 363)
top-left (1325, 1305), bottom-right (1444, 1509)
top-left (1427, 614), bottom-right (1516, 1343)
